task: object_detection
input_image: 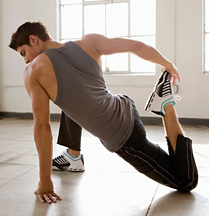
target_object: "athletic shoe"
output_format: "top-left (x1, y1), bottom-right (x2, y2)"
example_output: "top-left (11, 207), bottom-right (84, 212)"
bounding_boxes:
top-left (144, 70), bottom-right (176, 116)
top-left (52, 149), bottom-right (85, 171)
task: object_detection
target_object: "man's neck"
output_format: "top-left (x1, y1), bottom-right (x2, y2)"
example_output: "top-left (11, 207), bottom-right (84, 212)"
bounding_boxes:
top-left (41, 40), bottom-right (65, 52)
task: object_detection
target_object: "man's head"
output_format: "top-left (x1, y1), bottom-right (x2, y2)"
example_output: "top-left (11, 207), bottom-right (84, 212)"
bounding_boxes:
top-left (9, 22), bottom-right (51, 63)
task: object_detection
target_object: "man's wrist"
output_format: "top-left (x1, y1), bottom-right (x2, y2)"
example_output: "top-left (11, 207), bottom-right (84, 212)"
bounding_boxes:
top-left (164, 62), bottom-right (173, 70)
top-left (40, 176), bottom-right (52, 182)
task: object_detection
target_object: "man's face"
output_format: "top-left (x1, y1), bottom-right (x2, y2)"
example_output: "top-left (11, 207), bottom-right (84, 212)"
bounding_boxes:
top-left (17, 44), bottom-right (40, 64)
top-left (17, 36), bottom-right (41, 64)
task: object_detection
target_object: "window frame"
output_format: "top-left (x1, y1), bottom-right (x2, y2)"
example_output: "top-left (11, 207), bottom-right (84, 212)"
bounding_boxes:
top-left (57, 0), bottom-right (156, 75)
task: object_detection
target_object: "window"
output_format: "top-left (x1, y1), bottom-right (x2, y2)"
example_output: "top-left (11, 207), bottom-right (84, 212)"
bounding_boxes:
top-left (58, 0), bottom-right (156, 74)
top-left (205, 0), bottom-right (209, 72)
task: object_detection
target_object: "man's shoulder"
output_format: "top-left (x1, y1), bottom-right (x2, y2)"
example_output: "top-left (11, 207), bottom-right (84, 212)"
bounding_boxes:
top-left (81, 33), bottom-right (104, 41)
top-left (32, 54), bottom-right (51, 68)
top-left (26, 54), bottom-right (50, 75)
top-left (78, 34), bottom-right (105, 61)
top-left (24, 55), bottom-right (51, 95)
top-left (80, 34), bottom-right (105, 47)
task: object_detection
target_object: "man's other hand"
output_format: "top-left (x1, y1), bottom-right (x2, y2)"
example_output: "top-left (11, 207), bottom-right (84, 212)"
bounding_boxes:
top-left (34, 178), bottom-right (62, 204)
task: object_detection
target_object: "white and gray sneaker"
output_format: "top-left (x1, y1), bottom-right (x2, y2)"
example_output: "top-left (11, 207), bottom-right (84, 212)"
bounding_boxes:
top-left (52, 149), bottom-right (85, 172)
top-left (144, 70), bottom-right (176, 116)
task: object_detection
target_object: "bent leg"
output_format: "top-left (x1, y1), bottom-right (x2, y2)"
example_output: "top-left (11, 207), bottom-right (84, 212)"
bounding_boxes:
top-left (167, 134), bottom-right (198, 191)
top-left (163, 104), bottom-right (184, 152)
top-left (163, 104), bottom-right (198, 191)
top-left (117, 136), bottom-right (198, 192)
top-left (116, 104), bottom-right (198, 192)
top-left (117, 138), bottom-right (180, 190)
top-left (57, 111), bottom-right (82, 153)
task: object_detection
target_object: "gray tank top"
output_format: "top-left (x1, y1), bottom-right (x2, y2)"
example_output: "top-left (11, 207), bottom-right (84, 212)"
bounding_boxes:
top-left (44, 41), bottom-right (134, 152)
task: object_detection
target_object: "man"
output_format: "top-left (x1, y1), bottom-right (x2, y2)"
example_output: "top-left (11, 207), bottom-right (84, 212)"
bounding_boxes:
top-left (9, 22), bottom-right (198, 204)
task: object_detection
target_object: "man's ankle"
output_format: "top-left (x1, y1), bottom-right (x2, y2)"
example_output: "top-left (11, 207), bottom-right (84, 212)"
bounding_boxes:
top-left (67, 149), bottom-right (80, 157)
top-left (164, 103), bottom-right (175, 114)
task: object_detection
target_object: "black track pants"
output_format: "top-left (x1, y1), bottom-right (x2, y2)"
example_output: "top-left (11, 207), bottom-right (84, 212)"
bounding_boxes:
top-left (116, 134), bottom-right (198, 191)
top-left (57, 106), bottom-right (198, 191)
top-left (57, 111), bottom-right (82, 151)
top-left (116, 101), bottom-right (198, 191)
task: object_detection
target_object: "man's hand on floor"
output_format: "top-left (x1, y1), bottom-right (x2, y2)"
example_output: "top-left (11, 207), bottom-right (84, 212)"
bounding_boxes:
top-left (34, 178), bottom-right (62, 204)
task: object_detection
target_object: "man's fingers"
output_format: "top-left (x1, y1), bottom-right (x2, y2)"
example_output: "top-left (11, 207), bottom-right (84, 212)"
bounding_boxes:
top-left (48, 194), bottom-right (57, 203)
top-left (170, 76), bottom-right (177, 84)
top-left (177, 74), bottom-right (180, 82)
top-left (173, 74), bottom-right (180, 84)
top-left (52, 192), bottom-right (62, 200)
top-left (43, 194), bottom-right (52, 204)
top-left (36, 192), bottom-right (62, 204)
top-left (38, 194), bottom-right (46, 203)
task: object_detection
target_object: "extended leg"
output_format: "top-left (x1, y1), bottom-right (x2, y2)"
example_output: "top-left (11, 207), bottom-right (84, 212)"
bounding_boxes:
top-left (57, 111), bottom-right (82, 156)
top-left (52, 111), bottom-right (85, 171)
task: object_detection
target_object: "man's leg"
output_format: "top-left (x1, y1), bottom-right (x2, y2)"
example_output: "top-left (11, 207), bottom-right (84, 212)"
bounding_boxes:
top-left (52, 111), bottom-right (85, 171)
top-left (116, 71), bottom-right (198, 191)
top-left (163, 104), bottom-right (198, 190)
top-left (145, 70), bottom-right (198, 188)
top-left (57, 111), bottom-right (82, 156)
top-left (116, 103), bottom-right (198, 191)
top-left (163, 104), bottom-right (184, 152)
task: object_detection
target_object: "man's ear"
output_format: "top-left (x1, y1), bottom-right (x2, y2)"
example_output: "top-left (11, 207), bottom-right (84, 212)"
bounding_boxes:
top-left (29, 35), bottom-right (39, 46)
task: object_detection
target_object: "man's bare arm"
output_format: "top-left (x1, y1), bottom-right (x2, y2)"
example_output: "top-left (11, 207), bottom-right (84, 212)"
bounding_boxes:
top-left (24, 65), bottom-right (61, 204)
top-left (83, 34), bottom-right (180, 84)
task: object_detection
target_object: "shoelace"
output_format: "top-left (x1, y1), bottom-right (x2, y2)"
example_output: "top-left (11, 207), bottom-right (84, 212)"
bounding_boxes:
top-left (162, 82), bottom-right (172, 96)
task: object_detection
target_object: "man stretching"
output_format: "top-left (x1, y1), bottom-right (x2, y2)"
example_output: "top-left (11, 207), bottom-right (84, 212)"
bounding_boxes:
top-left (9, 22), bottom-right (198, 204)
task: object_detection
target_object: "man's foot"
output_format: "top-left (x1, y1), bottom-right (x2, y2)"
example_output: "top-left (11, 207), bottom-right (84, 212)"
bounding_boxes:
top-left (144, 70), bottom-right (176, 116)
top-left (52, 149), bottom-right (85, 171)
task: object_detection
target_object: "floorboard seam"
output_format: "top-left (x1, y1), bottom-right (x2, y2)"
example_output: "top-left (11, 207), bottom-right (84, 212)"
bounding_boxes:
top-left (145, 184), bottom-right (159, 216)
top-left (0, 166), bottom-right (37, 188)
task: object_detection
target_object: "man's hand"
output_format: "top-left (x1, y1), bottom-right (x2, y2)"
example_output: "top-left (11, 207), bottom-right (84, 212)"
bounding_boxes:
top-left (161, 63), bottom-right (180, 84)
top-left (34, 179), bottom-right (62, 204)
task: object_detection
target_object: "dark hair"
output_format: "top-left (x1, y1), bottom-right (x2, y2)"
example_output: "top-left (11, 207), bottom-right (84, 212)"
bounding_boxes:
top-left (9, 21), bottom-right (51, 50)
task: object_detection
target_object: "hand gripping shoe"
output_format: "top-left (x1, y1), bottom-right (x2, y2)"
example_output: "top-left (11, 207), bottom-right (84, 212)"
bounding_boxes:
top-left (144, 70), bottom-right (176, 116)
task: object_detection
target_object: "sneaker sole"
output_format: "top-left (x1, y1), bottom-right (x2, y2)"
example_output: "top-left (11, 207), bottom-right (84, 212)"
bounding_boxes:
top-left (52, 165), bottom-right (68, 171)
top-left (145, 71), bottom-right (171, 112)
top-left (144, 92), bottom-right (156, 112)
top-left (68, 167), bottom-right (85, 172)
top-left (52, 166), bottom-right (85, 172)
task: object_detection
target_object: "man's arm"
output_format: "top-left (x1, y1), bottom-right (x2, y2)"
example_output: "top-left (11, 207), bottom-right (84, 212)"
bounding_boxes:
top-left (83, 34), bottom-right (180, 84)
top-left (24, 65), bottom-right (61, 204)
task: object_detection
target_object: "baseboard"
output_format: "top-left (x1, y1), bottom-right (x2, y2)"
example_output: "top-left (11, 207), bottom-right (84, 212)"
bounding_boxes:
top-left (0, 112), bottom-right (208, 127)
top-left (0, 112), bottom-right (61, 121)
top-left (141, 117), bottom-right (209, 127)
top-left (0, 112), bottom-right (34, 120)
